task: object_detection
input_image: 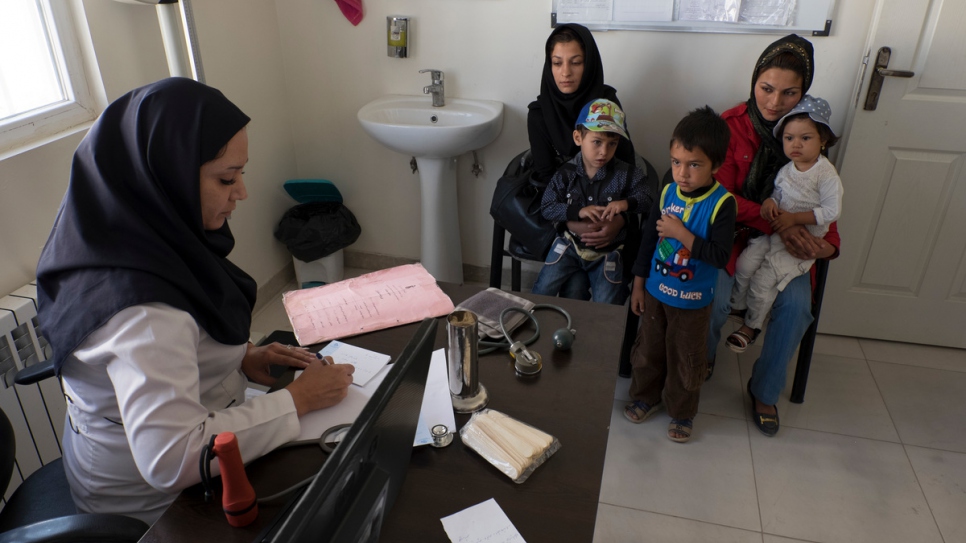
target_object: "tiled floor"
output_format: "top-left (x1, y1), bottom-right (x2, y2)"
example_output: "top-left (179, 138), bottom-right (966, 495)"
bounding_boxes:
top-left (252, 270), bottom-right (966, 543)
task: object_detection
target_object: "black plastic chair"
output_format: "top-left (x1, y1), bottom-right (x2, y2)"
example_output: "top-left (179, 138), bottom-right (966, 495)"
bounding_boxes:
top-left (490, 151), bottom-right (660, 378)
top-left (1, 379), bottom-right (147, 542)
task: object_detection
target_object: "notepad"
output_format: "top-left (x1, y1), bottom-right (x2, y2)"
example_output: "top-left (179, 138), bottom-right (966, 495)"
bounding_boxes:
top-left (317, 341), bottom-right (390, 387)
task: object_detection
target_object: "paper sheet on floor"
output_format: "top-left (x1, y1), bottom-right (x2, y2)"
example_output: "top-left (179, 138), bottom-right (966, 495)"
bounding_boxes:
top-left (282, 263), bottom-right (454, 346)
top-left (440, 498), bottom-right (525, 543)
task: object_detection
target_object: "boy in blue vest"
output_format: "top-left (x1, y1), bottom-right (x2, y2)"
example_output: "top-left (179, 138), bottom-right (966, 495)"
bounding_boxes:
top-left (531, 98), bottom-right (650, 305)
top-left (623, 106), bottom-right (735, 443)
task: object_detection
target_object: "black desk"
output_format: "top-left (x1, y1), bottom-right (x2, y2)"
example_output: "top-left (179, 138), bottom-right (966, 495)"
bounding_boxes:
top-left (140, 284), bottom-right (625, 542)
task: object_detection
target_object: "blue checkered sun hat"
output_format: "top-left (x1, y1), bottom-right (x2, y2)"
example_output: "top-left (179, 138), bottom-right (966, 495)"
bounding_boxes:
top-left (774, 94), bottom-right (834, 138)
top-left (575, 99), bottom-right (629, 140)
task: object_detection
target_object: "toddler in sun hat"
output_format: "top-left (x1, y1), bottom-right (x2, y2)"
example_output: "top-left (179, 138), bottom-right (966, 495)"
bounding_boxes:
top-left (728, 94), bottom-right (844, 354)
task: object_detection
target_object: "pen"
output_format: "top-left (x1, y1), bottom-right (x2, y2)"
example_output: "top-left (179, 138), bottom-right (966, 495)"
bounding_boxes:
top-left (316, 352), bottom-right (332, 365)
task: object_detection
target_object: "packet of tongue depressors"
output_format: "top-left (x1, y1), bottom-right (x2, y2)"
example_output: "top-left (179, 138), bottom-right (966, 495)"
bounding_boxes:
top-left (459, 409), bottom-right (560, 484)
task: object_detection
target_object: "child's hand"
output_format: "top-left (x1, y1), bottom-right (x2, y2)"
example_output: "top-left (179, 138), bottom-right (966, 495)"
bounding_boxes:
top-left (630, 286), bottom-right (646, 316)
top-left (600, 200), bottom-right (628, 222)
top-left (770, 210), bottom-right (796, 233)
top-left (760, 198), bottom-right (779, 221)
top-left (579, 205), bottom-right (606, 222)
top-left (656, 213), bottom-right (687, 242)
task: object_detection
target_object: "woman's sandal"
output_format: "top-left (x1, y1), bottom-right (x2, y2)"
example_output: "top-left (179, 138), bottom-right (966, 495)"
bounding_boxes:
top-left (747, 379), bottom-right (779, 437)
top-left (667, 418), bottom-right (693, 443)
top-left (623, 400), bottom-right (663, 424)
top-left (727, 329), bottom-right (760, 354)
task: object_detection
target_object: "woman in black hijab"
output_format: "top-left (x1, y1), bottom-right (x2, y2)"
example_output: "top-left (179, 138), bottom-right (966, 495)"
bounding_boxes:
top-left (525, 24), bottom-right (637, 298)
top-left (706, 35), bottom-right (839, 437)
top-left (528, 23), bottom-right (635, 186)
top-left (36, 78), bottom-right (354, 523)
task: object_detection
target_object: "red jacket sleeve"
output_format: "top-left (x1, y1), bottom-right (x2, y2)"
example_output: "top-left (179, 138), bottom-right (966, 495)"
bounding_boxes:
top-left (719, 105), bottom-right (771, 234)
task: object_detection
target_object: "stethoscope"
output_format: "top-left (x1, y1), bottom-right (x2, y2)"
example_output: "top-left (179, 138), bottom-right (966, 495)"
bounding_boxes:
top-left (477, 304), bottom-right (576, 376)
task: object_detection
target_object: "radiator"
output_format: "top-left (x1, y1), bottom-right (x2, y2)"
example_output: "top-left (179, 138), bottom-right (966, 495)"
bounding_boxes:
top-left (0, 283), bottom-right (65, 507)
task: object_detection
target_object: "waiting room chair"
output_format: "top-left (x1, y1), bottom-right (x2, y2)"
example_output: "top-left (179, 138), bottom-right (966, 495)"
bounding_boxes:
top-left (489, 150), bottom-right (660, 376)
top-left (0, 376), bottom-right (147, 542)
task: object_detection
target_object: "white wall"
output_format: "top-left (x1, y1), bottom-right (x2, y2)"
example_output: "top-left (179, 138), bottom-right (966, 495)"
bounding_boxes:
top-left (0, 0), bottom-right (297, 295)
top-left (0, 0), bottom-right (877, 296)
top-left (274, 0), bottom-right (877, 270)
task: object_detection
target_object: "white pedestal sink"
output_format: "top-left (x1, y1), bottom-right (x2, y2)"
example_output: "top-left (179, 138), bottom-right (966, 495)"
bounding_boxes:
top-left (358, 95), bottom-right (504, 284)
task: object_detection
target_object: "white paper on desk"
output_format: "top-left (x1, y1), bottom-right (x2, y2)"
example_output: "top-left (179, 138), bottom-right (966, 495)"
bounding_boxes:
top-left (440, 498), bottom-right (526, 543)
top-left (317, 341), bottom-right (390, 387)
top-left (293, 348), bottom-right (455, 447)
top-left (282, 263), bottom-right (454, 346)
top-left (413, 349), bottom-right (457, 447)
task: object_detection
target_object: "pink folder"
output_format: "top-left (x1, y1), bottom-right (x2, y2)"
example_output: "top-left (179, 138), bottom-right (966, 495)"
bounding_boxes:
top-left (283, 263), bottom-right (454, 346)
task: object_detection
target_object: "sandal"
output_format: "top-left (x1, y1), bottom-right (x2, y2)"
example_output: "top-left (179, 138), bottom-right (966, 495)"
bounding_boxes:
top-left (706, 356), bottom-right (715, 382)
top-left (726, 329), bottom-right (760, 354)
top-left (747, 379), bottom-right (779, 437)
top-left (623, 400), bottom-right (663, 424)
top-left (667, 418), bottom-right (693, 443)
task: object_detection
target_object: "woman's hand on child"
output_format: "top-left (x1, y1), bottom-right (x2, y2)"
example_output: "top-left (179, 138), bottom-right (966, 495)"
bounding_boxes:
top-left (242, 342), bottom-right (316, 386)
top-left (780, 225), bottom-right (831, 259)
top-left (600, 201), bottom-right (628, 222)
top-left (575, 215), bottom-right (625, 248)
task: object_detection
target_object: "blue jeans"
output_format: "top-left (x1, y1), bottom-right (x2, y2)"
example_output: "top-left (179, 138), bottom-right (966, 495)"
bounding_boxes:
top-left (531, 237), bottom-right (628, 305)
top-left (707, 269), bottom-right (814, 406)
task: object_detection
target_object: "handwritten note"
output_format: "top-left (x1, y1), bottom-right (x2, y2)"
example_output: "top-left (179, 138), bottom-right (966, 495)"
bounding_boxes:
top-left (317, 341), bottom-right (390, 387)
top-left (440, 499), bottom-right (526, 543)
top-left (282, 263), bottom-right (454, 346)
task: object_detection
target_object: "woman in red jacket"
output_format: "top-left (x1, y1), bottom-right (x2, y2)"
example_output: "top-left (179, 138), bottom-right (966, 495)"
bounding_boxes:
top-left (708, 35), bottom-right (840, 437)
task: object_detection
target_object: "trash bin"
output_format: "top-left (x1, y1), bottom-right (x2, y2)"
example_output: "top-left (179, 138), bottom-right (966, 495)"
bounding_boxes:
top-left (274, 179), bottom-right (361, 288)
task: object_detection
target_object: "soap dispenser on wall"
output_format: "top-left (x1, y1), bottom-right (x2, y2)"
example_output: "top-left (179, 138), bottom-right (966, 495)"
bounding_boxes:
top-left (387, 16), bottom-right (409, 58)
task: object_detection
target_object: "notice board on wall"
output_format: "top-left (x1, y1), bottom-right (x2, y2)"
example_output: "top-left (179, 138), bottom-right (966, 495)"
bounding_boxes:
top-left (552, 0), bottom-right (836, 36)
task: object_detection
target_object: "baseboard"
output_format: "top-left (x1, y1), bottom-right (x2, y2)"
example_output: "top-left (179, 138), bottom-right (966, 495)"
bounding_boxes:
top-left (254, 260), bottom-right (295, 315)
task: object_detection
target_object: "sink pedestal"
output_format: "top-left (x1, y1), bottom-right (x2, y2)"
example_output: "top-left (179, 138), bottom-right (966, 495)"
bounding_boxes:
top-left (417, 157), bottom-right (463, 284)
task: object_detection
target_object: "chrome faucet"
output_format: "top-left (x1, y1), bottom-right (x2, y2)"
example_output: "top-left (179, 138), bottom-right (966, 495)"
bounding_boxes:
top-left (420, 69), bottom-right (445, 107)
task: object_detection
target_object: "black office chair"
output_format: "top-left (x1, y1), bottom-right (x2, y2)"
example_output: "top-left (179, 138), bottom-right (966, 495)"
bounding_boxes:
top-left (490, 151), bottom-right (660, 377)
top-left (0, 380), bottom-right (147, 542)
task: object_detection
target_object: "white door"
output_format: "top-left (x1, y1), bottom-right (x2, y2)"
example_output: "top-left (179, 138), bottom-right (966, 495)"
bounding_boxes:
top-left (821, 0), bottom-right (966, 348)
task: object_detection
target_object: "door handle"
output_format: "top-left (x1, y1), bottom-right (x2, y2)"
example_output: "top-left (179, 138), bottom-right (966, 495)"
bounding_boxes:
top-left (864, 47), bottom-right (916, 110)
top-left (877, 68), bottom-right (915, 78)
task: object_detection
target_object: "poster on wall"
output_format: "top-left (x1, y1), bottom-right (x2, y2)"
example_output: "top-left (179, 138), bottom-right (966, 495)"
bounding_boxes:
top-left (552, 0), bottom-right (831, 36)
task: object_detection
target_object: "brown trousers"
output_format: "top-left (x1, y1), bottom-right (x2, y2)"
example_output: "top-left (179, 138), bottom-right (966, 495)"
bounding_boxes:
top-left (628, 291), bottom-right (711, 420)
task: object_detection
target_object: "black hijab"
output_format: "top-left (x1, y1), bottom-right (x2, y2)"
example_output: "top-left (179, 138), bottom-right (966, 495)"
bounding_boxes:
top-left (743, 34), bottom-right (814, 204)
top-left (37, 77), bottom-right (256, 373)
top-left (531, 23), bottom-right (619, 157)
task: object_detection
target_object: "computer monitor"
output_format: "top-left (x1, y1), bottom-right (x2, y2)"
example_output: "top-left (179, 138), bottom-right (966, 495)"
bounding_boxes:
top-left (259, 318), bottom-right (438, 543)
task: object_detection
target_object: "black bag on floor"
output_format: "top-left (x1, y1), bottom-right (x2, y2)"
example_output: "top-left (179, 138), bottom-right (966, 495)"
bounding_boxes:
top-left (274, 202), bottom-right (361, 262)
top-left (489, 150), bottom-right (558, 260)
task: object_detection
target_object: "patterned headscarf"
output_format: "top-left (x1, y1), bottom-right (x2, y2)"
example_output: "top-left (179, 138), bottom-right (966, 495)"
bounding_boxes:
top-left (742, 34), bottom-right (814, 204)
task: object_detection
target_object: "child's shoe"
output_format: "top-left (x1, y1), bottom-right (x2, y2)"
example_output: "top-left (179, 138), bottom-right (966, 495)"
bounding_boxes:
top-left (667, 418), bottom-right (693, 443)
top-left (623, 400), bottom-right (663, 424)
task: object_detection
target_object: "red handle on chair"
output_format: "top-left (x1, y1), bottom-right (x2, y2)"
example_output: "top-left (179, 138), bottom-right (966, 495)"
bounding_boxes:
top-left (212, 432), bottom-right (258, 527)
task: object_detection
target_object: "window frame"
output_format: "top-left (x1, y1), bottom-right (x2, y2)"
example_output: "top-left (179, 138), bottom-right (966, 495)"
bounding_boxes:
top-left (0, 0), bottom-right (101, 158)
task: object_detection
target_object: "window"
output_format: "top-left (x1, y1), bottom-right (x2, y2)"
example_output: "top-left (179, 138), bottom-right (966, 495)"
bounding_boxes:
top-left (0, 0), bottom-right (99, 156)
